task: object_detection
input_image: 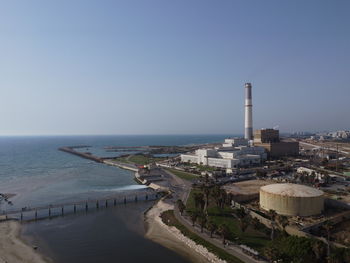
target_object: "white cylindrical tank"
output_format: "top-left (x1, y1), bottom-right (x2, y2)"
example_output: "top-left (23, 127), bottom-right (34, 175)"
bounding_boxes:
top-left (260, 183), bottom-right (324, 216)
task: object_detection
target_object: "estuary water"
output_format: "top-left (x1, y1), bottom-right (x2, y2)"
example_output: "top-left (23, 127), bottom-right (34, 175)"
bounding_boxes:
top-left (0, 135), bottom-right (230, 263)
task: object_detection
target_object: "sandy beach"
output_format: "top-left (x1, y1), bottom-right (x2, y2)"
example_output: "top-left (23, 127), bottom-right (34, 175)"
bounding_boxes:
top-left (145, 199), bottom-right (226, 263)
top-left (0, 220), bottom-right (49, 263)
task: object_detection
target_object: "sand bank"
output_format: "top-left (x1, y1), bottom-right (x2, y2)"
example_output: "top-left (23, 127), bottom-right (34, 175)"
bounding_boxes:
top-left (0, 220), bottom-right (49, 263)
top-left (145, 200), bottom-right (226, 263)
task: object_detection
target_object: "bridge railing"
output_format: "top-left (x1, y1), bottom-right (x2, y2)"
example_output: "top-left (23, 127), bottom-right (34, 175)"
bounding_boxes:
top-left (1, 190), bottom-right (161, 222)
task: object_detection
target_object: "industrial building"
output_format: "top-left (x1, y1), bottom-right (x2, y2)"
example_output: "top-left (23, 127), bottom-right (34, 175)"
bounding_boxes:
top-left (180, 83), bottom-right (267, 169)
top-left (254, 128), bottom-right (299, 158)
top-left (180, 139), bottom-right (267, 168)
top-left (259, 183), bottom-right (324, 216)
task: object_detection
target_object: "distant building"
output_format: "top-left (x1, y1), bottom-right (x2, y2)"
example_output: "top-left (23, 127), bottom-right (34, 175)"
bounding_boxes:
top-left (254, 129), bottom-right (299, 158)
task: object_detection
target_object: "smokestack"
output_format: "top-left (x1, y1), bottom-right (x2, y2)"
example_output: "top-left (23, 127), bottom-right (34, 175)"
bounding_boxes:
top-left (244, 83), bottom-right (253, 140)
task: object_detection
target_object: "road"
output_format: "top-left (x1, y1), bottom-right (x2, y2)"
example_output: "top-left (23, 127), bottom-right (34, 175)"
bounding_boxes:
top-left (162, 168), bottom-right (266, 263)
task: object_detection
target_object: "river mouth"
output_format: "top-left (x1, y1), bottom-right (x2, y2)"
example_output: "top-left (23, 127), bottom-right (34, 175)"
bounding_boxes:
top-left (21, 201), bottom-right (190, 263)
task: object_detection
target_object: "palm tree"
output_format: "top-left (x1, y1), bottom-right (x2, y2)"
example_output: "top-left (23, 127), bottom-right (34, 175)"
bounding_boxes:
top-left (198, 213), bottom-right (207, 233)
top-left (190, 212), bottom-right (198, 227)
top-left (218, 224), bottom-right (230, 245)
top-left (193, 192), bottom-right (205, 211)
top-left (211, 185), bottom-right (222, 208)
top-left (268, 209), bottom-right (277, 240)
top-left (323, 220), bottom-right (333, 257)
top-left (277, 215), bottom-right (289, 233)
top-left (176, 199), bottom-right (186, 216)
top-left (240, 217), bottom-right (249, 233)
top-left (206, 221), bottom-right (217, 238)
top-left (234, 207), bottom-right (248, 233)
top-left (203, 186), bottom-right (210, 211)
top-left (251, 217), bottom-right (261, 231)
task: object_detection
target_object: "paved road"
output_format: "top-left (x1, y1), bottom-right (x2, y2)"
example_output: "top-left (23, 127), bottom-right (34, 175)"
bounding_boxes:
top-left (162, 168), bottom-right (266, 263)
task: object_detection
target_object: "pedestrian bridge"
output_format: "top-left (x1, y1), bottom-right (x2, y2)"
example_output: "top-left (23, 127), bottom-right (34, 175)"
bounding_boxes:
top-left (1, 189), bottom-right (160, 222)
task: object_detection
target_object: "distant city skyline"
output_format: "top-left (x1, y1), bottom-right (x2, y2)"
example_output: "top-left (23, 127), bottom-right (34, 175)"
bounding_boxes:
top-left (1, 0), bottom-right (349, 136)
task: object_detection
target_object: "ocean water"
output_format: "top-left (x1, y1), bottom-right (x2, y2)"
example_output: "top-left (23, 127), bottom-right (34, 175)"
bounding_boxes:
top-left (0, 135), bottom-right (230, 263)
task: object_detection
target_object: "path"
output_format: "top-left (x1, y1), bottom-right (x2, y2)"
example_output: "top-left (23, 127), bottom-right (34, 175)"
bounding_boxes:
top-left (162, 168), bottom-right (266, 263)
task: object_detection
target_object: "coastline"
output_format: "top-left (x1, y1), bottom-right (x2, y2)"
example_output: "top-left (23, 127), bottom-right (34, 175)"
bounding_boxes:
top-left (0, 220), bottom-right (50, 263)
top-left (144, 199), bottom-right (226, 263)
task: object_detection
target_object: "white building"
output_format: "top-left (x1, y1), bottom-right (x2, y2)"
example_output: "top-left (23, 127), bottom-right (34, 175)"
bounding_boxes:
top-left (180, 138), bottom-right (267, 169)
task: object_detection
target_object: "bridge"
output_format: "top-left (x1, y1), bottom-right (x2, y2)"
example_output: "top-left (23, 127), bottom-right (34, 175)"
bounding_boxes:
top-left (1, 189), bottom-right (160, 222)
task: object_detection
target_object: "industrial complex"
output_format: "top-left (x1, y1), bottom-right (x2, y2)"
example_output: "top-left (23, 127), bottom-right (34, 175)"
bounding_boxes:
top-left (103, 82), bottom-right (350, 262)
top-left (180, 83), bottom-right (299, 169)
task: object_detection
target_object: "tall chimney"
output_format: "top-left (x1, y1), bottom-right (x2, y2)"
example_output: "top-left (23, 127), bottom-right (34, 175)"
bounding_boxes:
top-left (244, 83), bottom-right (253, 140)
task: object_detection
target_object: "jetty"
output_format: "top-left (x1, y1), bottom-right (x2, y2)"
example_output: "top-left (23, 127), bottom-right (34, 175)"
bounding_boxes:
top-left (58, 146), bottom-right (104, 163)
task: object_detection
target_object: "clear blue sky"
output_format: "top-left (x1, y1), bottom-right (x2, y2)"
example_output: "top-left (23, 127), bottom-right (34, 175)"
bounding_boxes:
top-left (1, 0), bottom-right (349, 135)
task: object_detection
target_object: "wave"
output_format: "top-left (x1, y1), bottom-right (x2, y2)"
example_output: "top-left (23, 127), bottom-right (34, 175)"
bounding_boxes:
top-left (96, 185), bottom-right (148, 192)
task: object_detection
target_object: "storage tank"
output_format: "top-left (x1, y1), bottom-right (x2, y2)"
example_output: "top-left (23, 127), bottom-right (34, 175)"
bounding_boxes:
top-left (259, 183), bottom-right (324, 216)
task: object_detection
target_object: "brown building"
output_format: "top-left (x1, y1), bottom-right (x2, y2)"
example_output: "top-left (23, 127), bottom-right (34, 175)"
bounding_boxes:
top-left (254, 128), bottom-right (280, 143)
top-left (254, 129), bottom-right (299, 158)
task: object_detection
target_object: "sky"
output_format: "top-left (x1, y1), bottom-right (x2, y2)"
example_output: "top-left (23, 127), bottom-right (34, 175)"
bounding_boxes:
top-left (0, 0), bottom-right (349, 135)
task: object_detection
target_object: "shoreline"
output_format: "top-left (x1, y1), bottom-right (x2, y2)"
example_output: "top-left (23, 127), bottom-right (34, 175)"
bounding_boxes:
top-left (144, 199), bottom-right (226, 263)
top-left (0, 220), bottom-right (50, 263)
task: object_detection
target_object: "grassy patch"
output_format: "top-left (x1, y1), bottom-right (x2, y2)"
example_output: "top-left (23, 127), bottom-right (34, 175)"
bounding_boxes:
top-left (115, 154), bottom-right (165, 165)
top-left (165, 168), bottom-right (198, 181)
top-left (161, 210), bottom-right (243, 263)
top-left (185, 189), bottom-right (270, 252)
top-left (114, 156), bottom-right (132, 164)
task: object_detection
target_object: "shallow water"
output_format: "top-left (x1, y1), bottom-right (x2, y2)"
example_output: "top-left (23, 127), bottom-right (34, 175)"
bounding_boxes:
top-left (0, 135), bottom-right (230, 262)
top-left (22, 202), bottom-right (190, 263)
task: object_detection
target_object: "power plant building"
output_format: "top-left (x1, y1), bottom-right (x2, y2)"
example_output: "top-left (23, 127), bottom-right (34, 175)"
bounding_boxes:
top-left (181, 139), bottom-right (267, 169)
top-left (259, 183), bottom-right (324, 216)
top-left (254, 129), bottom-right (299, 158)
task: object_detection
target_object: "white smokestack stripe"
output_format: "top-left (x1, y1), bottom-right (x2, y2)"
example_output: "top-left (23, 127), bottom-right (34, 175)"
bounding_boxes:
top-left (244, 83), bottom-right (253, 140)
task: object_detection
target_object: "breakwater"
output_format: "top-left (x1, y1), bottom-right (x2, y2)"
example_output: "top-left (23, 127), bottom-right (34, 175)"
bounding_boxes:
top-left (58, 147), bottom-right (104, 163)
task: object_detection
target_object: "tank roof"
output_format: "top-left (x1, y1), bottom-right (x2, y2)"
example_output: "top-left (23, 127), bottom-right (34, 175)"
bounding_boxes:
top-left (260, 183), bottom-right (323, 197)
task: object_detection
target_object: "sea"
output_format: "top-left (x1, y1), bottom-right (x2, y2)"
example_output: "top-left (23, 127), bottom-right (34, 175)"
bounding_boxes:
top-left (0, 135), bottom-right (230, 263)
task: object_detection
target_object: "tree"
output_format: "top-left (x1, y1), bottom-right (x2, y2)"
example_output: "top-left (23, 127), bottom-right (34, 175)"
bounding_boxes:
top-left (190, 212), bottom-right (198, 227)
top-left (193, 192), bottom-right (205, 211)
top-left (206, 221), bottom-right (217, 238)
top-left (328, 247), bottom-right (345, 263)
top-left (240, 217), bottom-right (249, 233)
top-left (211, 185), bottom-right (222, 208)
top-left (277, 215), bottom-right (289, 233)
top-left (218, 224), bottom-right (230, 245)
top-left (251, 217), bottom-right (261, 231)
top-left (203, 186), bottom-right (211, 211)
top-left (198, 213), bottom-right (207, 233)
top-left (234, 207), bottom-right (249, 233)
top-left (323, 172), bottom-right (331, 184)
top-left (280, 236), bottom-right (316, 262)
top-left (268, 209), bottom-right (277, 240)
top-left (176, 199), bottom-right (186, 216)
top-left (312, 240), bottom-right (326, 263)
top-left (323, 220), bottom-right (334, 257)
top-left (263, 246), bottom-right (281, 262)
top-left (256, 169), bottom-right (267, 178)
